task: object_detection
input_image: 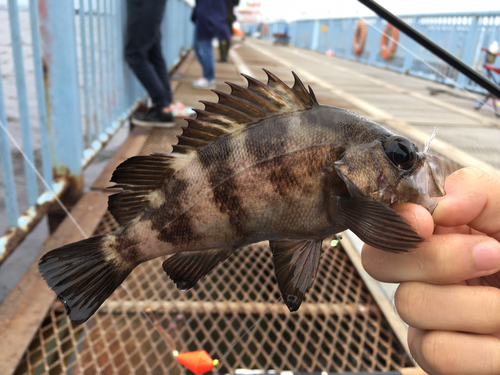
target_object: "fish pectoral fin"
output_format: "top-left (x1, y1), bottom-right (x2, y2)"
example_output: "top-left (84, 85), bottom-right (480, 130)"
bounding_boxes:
top-left (336, 196), bottom-right (425, 253)
top-left (162, 248), bottom-right (234, 291)
top-left (270, 238), bottom-right (323, 312)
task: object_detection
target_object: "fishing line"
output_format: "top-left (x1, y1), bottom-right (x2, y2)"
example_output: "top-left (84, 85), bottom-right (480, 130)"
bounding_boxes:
top-left (220, 296), bottom-right (282, 363)
top-left (0, 120), bottom-right (88, 238)
top-left (1, 111), bottom-right (289, 371)
top-left (0, 119), bottom-right (174, 354)
top-left (219, 237), bottom-right (341, 365)
top-left (360, 17), bottom-right (498, 114)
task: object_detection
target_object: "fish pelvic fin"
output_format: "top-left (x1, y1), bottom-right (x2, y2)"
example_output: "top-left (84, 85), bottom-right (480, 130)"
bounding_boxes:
top-left (162, 248), bottom-right (234, 291)
top-left (38, 233), bottom-right (133, 325)
top-left (270, 238), bottom-right (322, 312)
top-left (175, 70), bottom-right (318, 155)
top-left (108, 153), bottom-right (188, 227)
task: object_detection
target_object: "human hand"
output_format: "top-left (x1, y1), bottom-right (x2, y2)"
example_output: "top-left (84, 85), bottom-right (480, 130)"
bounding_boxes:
top-left (362, 167), bottom-right (500, 375)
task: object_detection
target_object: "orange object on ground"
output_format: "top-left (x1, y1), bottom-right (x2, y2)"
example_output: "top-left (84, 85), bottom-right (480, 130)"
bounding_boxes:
top-left (233, 26), bottom-right (244, 37)
top-left (380, 23), bottom-right (399, 60)
top-left (353, 19), bottom-right (367, 56)
top-left (176, 350), bottom-right (217, 375)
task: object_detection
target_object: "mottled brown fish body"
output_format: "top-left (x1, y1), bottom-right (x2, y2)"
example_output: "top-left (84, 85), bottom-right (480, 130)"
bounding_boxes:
top-left (39, 70), bottom-right (446, 324)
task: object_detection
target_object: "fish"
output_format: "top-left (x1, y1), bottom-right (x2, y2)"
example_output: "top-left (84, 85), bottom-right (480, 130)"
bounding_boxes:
top-left (39, 70), bottom-right (446, 324)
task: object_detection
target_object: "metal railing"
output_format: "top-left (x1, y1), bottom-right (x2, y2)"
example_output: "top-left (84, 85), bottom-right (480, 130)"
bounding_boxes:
top-left (247, 11), bottom-right (500, 92)
top-left (0, 0), bottom-right (194, 264)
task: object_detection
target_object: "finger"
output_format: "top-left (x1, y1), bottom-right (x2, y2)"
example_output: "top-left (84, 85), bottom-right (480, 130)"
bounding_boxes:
top-left (391, 202), bottom-right (435, 240)
top-left (395, 282), bottom-right (500, 334)
top-left (408, 328), bottom-right (500, 375)
top-left (362, 233), bottom-right (500, 283)
top-left (433, 167), bottom-right (500, 241)
top-left (433, 224), bottom-right (471, 235)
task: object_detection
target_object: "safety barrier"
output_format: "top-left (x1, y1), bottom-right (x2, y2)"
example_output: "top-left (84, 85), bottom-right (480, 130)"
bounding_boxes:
top-left (246, 11), bottom-right (500, 91)
top-left (0, 0), bottom-right (193, 263)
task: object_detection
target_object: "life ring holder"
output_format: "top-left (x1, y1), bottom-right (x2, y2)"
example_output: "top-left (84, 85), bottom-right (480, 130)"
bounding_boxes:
top-left (353, 20), bottom-right (367, 56)
top-left (380, 23), bottom-right (399, 60)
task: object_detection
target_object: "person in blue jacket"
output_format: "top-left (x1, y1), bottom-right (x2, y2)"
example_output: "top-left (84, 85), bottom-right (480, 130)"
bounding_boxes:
top-left (191, 0), bottom-right (231, 89)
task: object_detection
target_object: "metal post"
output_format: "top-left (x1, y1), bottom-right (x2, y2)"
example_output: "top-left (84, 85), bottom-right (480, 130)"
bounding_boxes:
top-left (88, 0), bottom-right (100, 138)
top-left (0, 76), bottom-right (19, 228)
top-left (79, 0), bottom-right (93, 146)
top-left (29, 0), bottom-right (52, 189)
top-left (39, 0), bottom-right (84, 231)
top-left (8, 0), bottom-right (38, 206)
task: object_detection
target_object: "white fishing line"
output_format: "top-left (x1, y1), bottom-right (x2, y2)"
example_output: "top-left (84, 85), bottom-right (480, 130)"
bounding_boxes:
top-left (0, 120), bottom-right (88, 239)
top-left (0, 119), bottom-right (174, 353)
top-left (424, 127), bottom-right (438, 154)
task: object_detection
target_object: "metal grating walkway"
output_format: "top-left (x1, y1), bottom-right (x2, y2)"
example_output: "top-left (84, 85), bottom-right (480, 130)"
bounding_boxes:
top-left (14, 211), bottom-right (412, 374)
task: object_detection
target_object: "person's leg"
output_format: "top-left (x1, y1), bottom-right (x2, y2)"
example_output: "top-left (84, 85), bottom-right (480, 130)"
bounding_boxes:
top-left (219, 40), bottom-right (228, 62)
top-left (196, 39), bottom-right (215, 81)
top-left (124, 0), bottom-right (170, 108)
top-left (148, 38), bottom-right (173, 107)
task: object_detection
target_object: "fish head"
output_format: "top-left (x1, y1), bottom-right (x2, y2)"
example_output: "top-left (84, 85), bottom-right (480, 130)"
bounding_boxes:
top-left (334, 135), bottom-right (446, 213)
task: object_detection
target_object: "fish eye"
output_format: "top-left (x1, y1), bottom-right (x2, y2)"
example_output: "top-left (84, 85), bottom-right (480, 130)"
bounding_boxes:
top-left (384, 136), bottom-right (416, 170)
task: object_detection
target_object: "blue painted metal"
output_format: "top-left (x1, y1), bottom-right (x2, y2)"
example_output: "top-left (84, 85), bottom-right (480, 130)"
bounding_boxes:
top-left (79, 0), bottom-right (93, 146)
top-left (1, 0), bottom-right (194, 259)
top-left (0, 72), bottom-right (19, 228)
top-left (262, 11), bottom-right (500, 93)
top-left (29, 0), bottom-right (53, 189)
top-left (8, 0), bottom-right (38, 206)
top-left (88, 0), bottom-right (101, 139)
top-left (39, 0), bottom-right (84, 182)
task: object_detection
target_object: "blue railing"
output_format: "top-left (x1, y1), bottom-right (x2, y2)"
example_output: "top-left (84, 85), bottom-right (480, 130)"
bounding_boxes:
top-left (247, 11), bottom-right (500, 92)
top-left (0, 0), bottom-right (193, 263)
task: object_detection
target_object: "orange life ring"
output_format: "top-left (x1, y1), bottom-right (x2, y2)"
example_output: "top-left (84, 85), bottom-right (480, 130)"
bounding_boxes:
top-left (380, 24), bottom-right (400, 60)
top-left (353, 20), bottom-right (367, 56)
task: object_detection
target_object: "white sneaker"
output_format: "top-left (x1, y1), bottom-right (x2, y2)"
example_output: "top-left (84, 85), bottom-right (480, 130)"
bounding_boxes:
top-left (192, 77), bottom-right (216, 90)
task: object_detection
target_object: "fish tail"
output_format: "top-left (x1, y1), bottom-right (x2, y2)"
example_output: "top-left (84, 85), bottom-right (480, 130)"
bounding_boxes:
top-left (38, 232), bottom-right (133, 324)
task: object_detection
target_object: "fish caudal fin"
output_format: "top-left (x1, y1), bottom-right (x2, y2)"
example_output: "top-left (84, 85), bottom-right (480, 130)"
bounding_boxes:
top-left (38, 234), bottom-right (133, 324)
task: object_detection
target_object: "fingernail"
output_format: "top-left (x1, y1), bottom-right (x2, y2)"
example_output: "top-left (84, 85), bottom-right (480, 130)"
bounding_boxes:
top-left (473, 242), bottom-right (500, 272)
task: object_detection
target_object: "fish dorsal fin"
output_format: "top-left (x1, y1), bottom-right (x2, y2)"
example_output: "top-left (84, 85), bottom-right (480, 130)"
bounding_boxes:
top-left (108, 153), bottom-right (188, 226)
top-left (174, 70), bottom-right (318, 155)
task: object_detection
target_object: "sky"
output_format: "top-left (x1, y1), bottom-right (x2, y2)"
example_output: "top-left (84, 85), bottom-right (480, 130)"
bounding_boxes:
top-left (246, 0), bottom-right (500, 21)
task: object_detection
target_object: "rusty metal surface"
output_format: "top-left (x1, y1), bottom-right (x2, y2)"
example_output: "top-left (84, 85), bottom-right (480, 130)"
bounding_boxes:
top-left (13, 211), bottom-right (413, 374)
top-left (0, 178), bottom-right (69, 265)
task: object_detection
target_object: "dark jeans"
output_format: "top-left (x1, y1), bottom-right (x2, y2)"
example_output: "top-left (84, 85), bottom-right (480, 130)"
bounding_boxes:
top-left (125, 0), bottom-right (172, 108)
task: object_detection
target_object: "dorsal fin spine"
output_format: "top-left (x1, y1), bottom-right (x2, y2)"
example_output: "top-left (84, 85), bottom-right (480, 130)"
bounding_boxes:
top-left (263, 69), bottom-right (305, 109)
top-left (212, 90), bottom-right (266, 118)
top-left (200, 101), bottom-right (253, 124)
top-left (175, 71), bottom-right (316, 155)
top-left (226, 81), bottom-right (279, 113)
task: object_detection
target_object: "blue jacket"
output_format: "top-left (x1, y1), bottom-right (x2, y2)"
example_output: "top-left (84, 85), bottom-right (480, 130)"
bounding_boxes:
top-left (192, 0), bottom-right (231, 41)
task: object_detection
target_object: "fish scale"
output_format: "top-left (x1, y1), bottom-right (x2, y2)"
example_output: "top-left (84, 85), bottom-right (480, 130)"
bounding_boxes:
top-left (38, 70), bottom-right (445, 324)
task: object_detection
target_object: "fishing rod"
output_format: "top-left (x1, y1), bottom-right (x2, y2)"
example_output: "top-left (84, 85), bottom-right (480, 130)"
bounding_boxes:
top-left (357, 0), bottom-right (500, 99)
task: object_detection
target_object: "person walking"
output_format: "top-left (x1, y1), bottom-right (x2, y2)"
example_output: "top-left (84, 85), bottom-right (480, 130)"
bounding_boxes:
top-left (191, 0), bottom-right (231, 89)
top-left (125, 0), bottom-right (177, 127)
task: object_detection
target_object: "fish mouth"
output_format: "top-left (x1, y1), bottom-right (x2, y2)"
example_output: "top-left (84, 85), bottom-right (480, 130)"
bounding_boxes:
top-left (377, 154), bottom-right (446, 213)
top-left (411, 155), bottom-right (446, 213)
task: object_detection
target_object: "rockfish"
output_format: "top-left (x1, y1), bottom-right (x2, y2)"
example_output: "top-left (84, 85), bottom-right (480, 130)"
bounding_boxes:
top-left (39, 70), bottom-right (445, 324)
